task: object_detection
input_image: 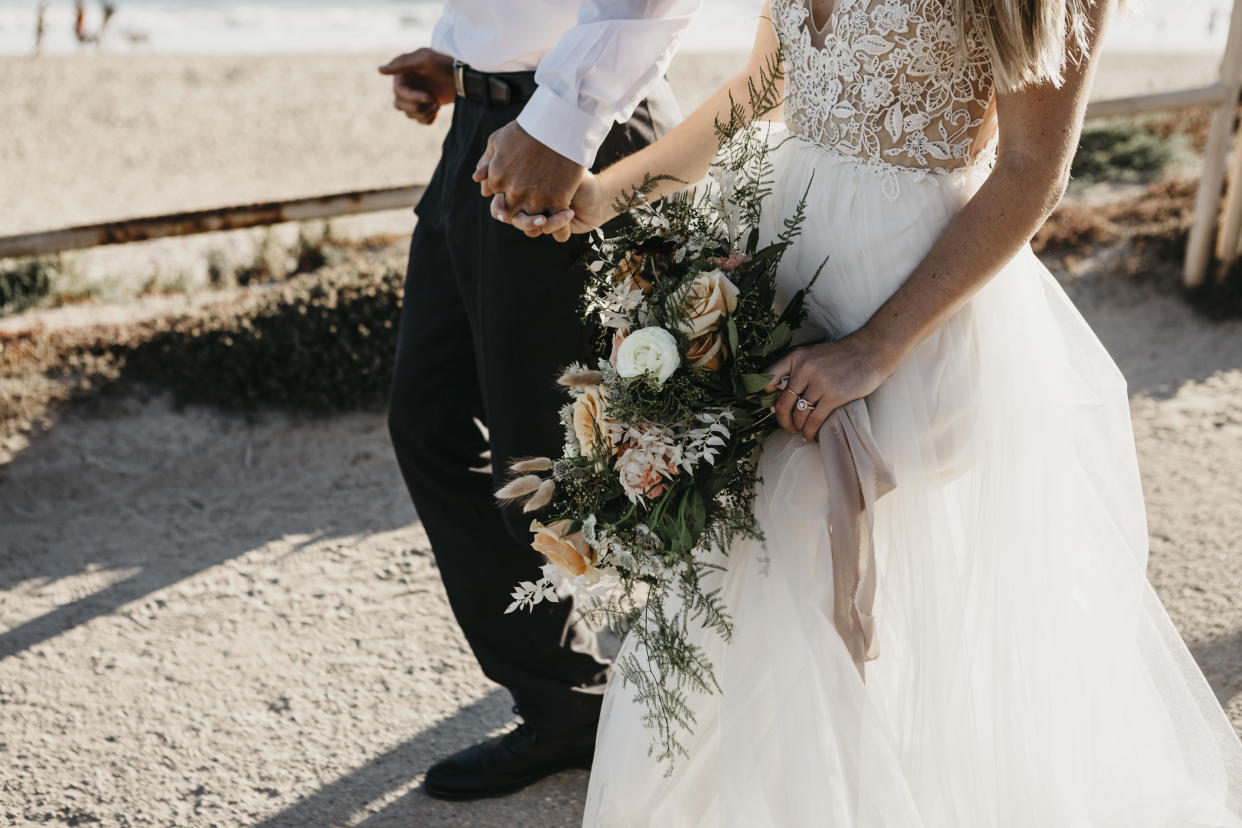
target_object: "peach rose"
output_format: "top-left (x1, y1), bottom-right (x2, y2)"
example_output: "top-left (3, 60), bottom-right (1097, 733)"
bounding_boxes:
top-left (572, 385), bottom-right (621, 457)
top-left (530, 519), bottom-right (598, 581)
top-left (685, 330), bottom-right (727, 371)
top-left (677, 269), bottom-right (740, 340)
top-left (615, 442), bottom-right (680, 503)
top-left (615, 252), bottom-right (653, 293)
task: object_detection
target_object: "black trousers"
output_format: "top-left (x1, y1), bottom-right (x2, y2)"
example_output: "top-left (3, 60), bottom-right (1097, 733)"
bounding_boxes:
top-left (388, 83), bottom-right (681, 732)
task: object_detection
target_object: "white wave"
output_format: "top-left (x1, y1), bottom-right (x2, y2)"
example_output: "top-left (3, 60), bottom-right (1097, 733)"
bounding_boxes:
top-left (0, 0), bottom-right (1229, 56)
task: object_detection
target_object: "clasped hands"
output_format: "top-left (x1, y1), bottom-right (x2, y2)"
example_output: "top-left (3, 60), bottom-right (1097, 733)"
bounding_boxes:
top-left (380, 48), bottom-right (605, 238)
top-left (472, 123), bottom-right (608, 243)
top-left (378, 48), bottom-right (888, 436)
top-left (474, 122), bottom-right (889, 439)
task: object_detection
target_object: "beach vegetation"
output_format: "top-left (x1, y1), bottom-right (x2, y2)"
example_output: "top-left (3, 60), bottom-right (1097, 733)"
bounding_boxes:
top-left (117, 260), bottom-right (404, 412)
top-left (0, 256), bottom-right (60, 317)
top-left (1071, 121), bottom-right (1189, 184)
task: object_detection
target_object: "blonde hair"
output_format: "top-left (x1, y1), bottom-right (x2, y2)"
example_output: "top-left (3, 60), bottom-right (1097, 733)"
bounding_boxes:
top-left (958, 0), bottom-right (1096, 93)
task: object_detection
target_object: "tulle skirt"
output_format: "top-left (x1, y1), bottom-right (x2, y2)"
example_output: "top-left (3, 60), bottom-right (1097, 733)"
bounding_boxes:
top-left (583, 130), bottom-right (1242, 827)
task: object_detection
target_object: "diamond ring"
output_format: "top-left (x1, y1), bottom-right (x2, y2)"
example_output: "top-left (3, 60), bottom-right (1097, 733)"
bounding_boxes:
top-left (796, 397), bottom-right (815, 412)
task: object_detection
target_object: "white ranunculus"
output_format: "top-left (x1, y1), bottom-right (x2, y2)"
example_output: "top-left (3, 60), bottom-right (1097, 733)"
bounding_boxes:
top-left (614, 326), bottom-right (681, 385)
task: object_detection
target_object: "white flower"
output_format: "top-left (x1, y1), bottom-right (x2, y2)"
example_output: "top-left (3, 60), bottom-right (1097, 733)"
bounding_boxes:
top-left (614, 327), bottom-right (681, 385)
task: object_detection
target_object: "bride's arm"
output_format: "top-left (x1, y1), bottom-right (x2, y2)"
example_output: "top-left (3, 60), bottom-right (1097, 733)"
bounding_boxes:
top-left (504, 2), bottom-right (783, 238)
top-left (772, 0), bottom-right (1115, 440)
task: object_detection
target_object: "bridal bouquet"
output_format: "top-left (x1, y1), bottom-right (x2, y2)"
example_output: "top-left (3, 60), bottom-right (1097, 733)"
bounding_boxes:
top-left (499, 61), bottom-right (819, 767)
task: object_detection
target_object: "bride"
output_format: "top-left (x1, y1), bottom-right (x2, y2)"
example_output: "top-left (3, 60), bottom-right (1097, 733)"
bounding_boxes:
top-left (487, 0), bottom-right (1242, 824)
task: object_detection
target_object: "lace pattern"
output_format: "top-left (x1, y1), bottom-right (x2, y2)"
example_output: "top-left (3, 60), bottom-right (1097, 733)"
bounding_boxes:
top-left (772, 0), bottom-right (997, 199)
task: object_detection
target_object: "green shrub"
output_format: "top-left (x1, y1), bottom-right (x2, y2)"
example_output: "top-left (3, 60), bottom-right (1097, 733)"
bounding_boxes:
top-left (119, 263), bottom-right (405, 412)
top-left (1071, 124), bottom-right (1180, 184)
top-left (0, 257), bottom-right (58, 316)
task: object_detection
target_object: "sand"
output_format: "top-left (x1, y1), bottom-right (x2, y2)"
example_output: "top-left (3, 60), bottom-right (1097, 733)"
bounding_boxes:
top-left (0, 49), bottom-right (1240, 827)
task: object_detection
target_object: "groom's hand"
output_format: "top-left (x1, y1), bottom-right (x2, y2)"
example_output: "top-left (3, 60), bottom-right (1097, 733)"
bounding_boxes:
top-left (474, 122), bottom-right (586, 221)
top-left (379, 48), bottom-right (456, 125)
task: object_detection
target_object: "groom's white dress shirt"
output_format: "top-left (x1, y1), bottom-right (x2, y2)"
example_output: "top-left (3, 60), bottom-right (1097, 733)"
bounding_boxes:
top-left (431, 0), bottom-right (701, 166)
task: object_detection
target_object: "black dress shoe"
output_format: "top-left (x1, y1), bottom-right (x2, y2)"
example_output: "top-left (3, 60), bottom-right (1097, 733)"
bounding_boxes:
top-left (423, 716), bottom-right (597, 800)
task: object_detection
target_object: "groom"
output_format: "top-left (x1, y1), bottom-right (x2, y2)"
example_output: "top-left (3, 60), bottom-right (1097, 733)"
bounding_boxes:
top-left (382, 0), bottom-right (700, 801)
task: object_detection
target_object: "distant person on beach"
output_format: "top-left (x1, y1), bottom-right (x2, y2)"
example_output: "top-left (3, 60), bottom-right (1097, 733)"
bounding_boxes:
top-left (34, 1), bottom-right (48, 56)
top-left (75, 2), bottom-right (88, 43)
top-left (381, 0), bottom-right (700, 803)
top-left (74, 1), bottom-right (116, 47)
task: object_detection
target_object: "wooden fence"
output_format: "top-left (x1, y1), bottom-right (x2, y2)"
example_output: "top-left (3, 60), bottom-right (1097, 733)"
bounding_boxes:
top-left (4, 15), bottom-right (1242, 287)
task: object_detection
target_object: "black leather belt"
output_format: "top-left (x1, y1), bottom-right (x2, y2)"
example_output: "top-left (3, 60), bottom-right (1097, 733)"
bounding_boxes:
top-left (453, 61), bottom-right (539, 106)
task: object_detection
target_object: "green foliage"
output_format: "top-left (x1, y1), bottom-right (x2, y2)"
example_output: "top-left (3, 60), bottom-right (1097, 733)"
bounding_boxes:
top-left (1072, 123), bottom-right (1182, 184)
top-left (0, 257), bottom-right (58, 317)
top-left (524, 53), bottom-right (805, 770)
top-left (118, 264), bottom-right (403, 412)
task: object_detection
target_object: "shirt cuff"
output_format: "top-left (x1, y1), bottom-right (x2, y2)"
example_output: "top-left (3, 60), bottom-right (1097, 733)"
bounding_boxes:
top-left (517, 86), bottom-right (612, 168)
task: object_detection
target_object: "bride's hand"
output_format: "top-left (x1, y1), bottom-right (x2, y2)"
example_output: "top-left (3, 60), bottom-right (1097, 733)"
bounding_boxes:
top-left (498, 172), bottom-right (615, 243)
top-left (764, 332), bottom-right (896, 441)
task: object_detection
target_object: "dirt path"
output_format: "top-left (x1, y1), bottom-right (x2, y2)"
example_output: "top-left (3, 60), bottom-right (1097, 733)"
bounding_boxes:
top-left (1, 255), bottom-right (1240, 825)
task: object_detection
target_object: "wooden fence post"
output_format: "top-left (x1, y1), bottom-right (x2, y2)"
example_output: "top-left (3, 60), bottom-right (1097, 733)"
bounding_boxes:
top-left (1185, 0), bottom-right (1242, 288)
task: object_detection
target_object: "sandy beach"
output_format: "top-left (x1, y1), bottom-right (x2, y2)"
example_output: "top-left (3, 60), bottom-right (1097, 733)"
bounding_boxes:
top-left (1, 48), bottom-right (1240, 826)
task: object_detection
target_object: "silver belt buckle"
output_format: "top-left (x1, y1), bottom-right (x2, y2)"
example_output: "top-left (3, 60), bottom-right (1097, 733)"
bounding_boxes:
top-left (453, 60), bottom-right (467, 99)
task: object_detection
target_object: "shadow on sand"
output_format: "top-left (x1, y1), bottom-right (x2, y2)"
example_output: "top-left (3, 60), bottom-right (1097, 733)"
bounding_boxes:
top-left (0, 391), bottom-right (415, 661)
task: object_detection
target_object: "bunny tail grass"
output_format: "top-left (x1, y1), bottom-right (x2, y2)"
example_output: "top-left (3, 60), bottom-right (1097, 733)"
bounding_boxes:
top-left (557, 366), bottom-right (605, 388)
top-left (523, 479), bottom-right (557, 513)
top-left (495, 475), bottom-right (543, 502)
top-left (510, 457), bottom-right (554, 474)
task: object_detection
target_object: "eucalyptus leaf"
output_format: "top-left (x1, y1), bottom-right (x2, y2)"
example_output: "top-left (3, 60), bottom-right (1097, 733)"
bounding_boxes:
top-left (740, 372), bottom-right (775, 394)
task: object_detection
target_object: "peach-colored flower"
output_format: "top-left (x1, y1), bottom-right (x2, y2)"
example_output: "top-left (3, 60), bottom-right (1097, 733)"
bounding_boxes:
top-left (615, 252), bottom-right (653, 293)
top-left (685, 330), bottom-right (727, 371)
top-left (572, 385), bottom-right (622, 457)
top-left (677, 269), bottom-right (740, 340)
top-left (530, 519), bottom-right (598, 581)
top-left (615, 441), bottom-right (681, 502)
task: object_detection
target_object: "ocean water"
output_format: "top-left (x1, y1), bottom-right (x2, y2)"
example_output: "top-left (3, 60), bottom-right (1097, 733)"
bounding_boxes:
top-left (0, 0), bottom-right (1229, 56)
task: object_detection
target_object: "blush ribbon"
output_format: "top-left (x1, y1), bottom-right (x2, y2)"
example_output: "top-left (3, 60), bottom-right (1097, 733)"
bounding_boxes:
top-left (817, 398), bottom-right (897, 678)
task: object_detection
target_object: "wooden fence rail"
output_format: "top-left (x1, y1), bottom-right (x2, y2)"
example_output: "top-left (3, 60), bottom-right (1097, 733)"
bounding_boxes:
top-left (0, 185), bottom-right (425, 260)
top-left (4, 31), bottom-right (1242, 289)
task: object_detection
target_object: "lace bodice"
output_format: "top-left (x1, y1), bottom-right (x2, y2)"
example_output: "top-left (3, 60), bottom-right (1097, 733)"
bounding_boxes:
top-left (772, 0), bottom-right (998, 199)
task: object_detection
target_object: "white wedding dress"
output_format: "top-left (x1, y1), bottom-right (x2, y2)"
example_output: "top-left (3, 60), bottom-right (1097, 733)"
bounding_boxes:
top-left (583, 0), bottom-right (1242, 825)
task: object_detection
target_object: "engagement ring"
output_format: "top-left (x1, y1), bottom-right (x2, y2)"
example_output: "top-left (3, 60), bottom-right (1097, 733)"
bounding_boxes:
top-left (796, 398), bottom-right (815, 412)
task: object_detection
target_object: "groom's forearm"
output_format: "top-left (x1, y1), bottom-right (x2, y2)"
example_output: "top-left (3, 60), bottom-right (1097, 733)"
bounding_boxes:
top-left (595, 2), bottom-right (783, 213)
top-left (517, 0), bottom-right (702, 167)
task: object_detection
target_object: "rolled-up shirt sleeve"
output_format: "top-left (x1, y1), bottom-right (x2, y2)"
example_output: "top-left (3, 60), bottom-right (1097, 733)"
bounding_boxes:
top-left (517, 0), bottom-right (701, 167)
